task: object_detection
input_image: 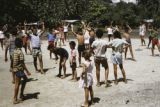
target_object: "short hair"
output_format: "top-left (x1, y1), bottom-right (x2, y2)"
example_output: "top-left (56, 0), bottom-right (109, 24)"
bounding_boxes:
top-left (10, 27), bottom-right (18, 35)
top-left (83, 50), bottom-right (91, 59)
top-left (77, 28), bottom-right (83, 35)
top-left (113, 31), bottom-right (121, 39)
top-left (69, 41), bottom-right (76, 47)
top-left (96, 29), bottom-right (103, 38)
top-left (15, 38), bottom-right (23, 48)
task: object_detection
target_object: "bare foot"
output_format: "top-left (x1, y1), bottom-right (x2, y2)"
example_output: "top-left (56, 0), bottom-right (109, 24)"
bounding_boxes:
top-left (96, 83), bottom-right (101, 87)
top-left (114, 80), bottom-right (118, 85)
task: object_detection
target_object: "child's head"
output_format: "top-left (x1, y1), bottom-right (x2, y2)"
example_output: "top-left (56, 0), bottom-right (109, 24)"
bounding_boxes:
top-left (113, 31), bottom-right (122, 39)
top-left (69, 41), bottom-right (76, 49)
top-left (83, 50), bottom-right (91, 60)
top-left (77, 28), bottom-right (83, 35)
top-left (96, 29), bottom-right (103, 38)
top-left (15, 38), bottom-right (23, 48)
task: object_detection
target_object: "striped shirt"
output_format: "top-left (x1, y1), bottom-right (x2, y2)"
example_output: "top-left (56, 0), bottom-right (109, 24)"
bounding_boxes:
top-left (13, 48), bottom-right (24, 72)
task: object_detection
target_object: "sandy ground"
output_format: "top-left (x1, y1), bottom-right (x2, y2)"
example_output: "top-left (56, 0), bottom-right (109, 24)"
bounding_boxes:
top-left (0, 38), bottom-right (160, 107)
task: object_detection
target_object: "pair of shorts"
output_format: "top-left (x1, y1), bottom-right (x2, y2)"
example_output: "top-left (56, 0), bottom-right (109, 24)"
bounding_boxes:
top-left (78, 45), bottom-right (85, 53)
top-left (15, 71), bottom-right (26, 78)
top-left (70, 62), bottom-right (77, 70)
top-left (32, 48), bottom-right (42, 57)
top-left (111, 53), bottom-right (122, 65)
top-left (126, 38), bottom-right (131, 44)
top-left (108, 34), bottom-right (112, 38)
top-left (94, 57), bottom-right (108, 68)
top-left (152, 39), bottom-right (159, 45)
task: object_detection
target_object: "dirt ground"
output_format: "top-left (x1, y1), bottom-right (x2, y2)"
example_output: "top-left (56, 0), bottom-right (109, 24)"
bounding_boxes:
top-left (0, 38), bottom-right (160, 107)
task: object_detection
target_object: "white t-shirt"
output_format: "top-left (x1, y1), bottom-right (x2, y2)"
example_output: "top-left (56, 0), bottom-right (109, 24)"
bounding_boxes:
top-left (0, 31), bottom-right (4, 39)
top-left (107, 28), bottom-right (113, 35)
top-left (70, 49), bottom-right (77, 63)
top-left (91, 39), bottom-right (108, 58)
top-left (64, 26), bottom-right (68, 32)
top-left (139, 24), bottom-right (146, 36)
top-left (84, 30), bottom-right (90, 44)
top-left (30, 34), bottom-right (41, 48)
top-left (107, 38), bottom-right (128, 54)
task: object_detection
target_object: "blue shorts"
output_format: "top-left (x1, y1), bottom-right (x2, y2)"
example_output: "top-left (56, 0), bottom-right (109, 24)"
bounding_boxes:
top-left (15, 71), bottom-right (26, 78)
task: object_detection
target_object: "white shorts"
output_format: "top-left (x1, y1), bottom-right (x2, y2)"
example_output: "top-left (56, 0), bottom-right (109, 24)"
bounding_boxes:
top-left (111, 53), bottom-right (123, 65)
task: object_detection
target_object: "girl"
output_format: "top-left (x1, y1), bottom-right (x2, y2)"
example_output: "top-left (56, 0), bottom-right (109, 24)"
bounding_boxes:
top-left (139, 21), bottom-right (146, 46)
top-left (79, 50), bottom-right (94, 107)
top-left (108, 31), bottom-right (130, 85)
top-left (69, 41), bottom-right (77, 81)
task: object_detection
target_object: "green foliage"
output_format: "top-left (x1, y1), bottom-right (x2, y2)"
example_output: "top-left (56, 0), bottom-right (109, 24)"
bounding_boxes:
top-left (0, 0), bottom-right (160, 27)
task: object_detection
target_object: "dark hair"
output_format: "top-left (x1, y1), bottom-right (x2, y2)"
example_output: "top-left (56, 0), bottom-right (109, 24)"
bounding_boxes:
top-left (113, 31), bottom-right (121, 39)
top-left (15, 38), bottom-right (23, 48)
top-left (77, 28), bottom-right (83, 35)
top-left (83, 50), bottom-right (91, 59)
top-left (10, 27), bottom-right (18, 35)
top-left (69, 41), bottom-right (76, 47)
top-left (96, 29), bottom-right (103, 38)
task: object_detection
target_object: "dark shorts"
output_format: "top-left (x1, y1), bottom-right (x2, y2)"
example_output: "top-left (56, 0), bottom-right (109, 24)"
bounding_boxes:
top-left (94, 57), bottom-right (108, 68)
top-left (15, 71), bottom-right (26, 78)
top-left (108, 34), bottom-right (112, 38)
top-left (70, 62), bottom-right (77, 70)
top-left (126, 38), bottom-right (131, 44)
top-left (78, 45), bottom-right (85, 53)
top-left (89, 37), bottom-right (95, 45)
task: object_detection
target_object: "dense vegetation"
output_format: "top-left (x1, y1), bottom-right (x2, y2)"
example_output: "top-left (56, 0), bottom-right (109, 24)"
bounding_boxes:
top-left (0, 0), bottom-right (160, 27)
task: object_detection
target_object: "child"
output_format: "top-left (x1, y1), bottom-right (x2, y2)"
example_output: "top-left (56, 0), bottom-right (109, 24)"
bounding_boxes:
top-left (47, 28), bottom-right (56, 59)
top-left (107, 31), bottom-right (129, 85)
top-left (69, 41), bottom-right (77, 81)
top-left (12, 38), bottom-right (31, 104)
top-left (147, 24), bottom-right (154, 48)
top-left (123, 24), bottom-right (135, 60)
top-left (79, 50), bottom-right (94, 107)
top-left (0, 27), bottom-right (5, 50)
top-left (72, 28), bottom-right (85, 66)
top-left (151, 27), bottom-right (160, 56)
top-left (48, 46), bottom-right (68, 78)
top-left (91, 29), bottom-right (110, 87)
top-left (105, 24), bottom-right (113, 41)
top-left (139, 21), bottom-right (146, 46)
top-left (30, 23), bottom-right (45, 74)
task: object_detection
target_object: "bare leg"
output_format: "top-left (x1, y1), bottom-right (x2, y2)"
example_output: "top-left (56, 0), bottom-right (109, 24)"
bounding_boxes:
top-left (95, 62), bottom-right (100, 87)
top-left (125, 47), bottom-right (128, 59)
top-left (20, 75), bottom-right (27, 100)
top-left (105, 64), bottom-right (110, 87)
top-left (0, 40), bottom-right (3, 50)
top-left (89, 86), bottom-right (94, 104)
top-left (84, 88), bottom-right (89, 107)
top-left (113, 64), bottom-right (118, 85)
top-left (79, 52), bottom-right (82, 66)
top-left (129, 46), bottom-right (135, 59)
top-left (13, 75), bottom-right (21, 104)
top-left (33, 57), bottom-right (38, 72)
top-left (38, 55), bottom-right (44, 74)
top-left (151, 45), bottom-right (155, 56)
top-left (119, 64), bottom-right (127, 83)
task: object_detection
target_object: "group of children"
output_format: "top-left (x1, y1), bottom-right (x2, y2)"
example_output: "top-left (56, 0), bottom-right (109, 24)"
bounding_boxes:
top-left (1, 20), bottom-right (160, 107)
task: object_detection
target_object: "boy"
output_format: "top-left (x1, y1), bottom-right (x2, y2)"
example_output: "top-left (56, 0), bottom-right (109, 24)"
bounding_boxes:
top-left (69, 41), bottom-right (77, 81)
top-left (139, 21), bottom-right (146, 46)
top-left (48, 45), bottom-right (68, 78)
top-left (107, 31), bottom-right (129, 85)
top-left (72, 28), bottom-right (85, 66)
top-left (91, 29), bottom-right (110, 87)
top-left (12, 38), bottom-right (31, 104)
top-left (30, 22), bottom-right (45, 74)
top-left (5, 29), bottom-right (16, 84)
top-left (123, 24), bottom-right (135, 60)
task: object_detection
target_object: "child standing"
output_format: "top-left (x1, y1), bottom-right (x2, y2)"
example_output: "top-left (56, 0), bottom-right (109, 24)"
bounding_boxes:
top-left (107, 31), bottom-right (129, 85)
top-left (123, 24), bottom-right (135, 60)
top-left (72, 28), bottom-right (85, 67)
top-left (69, 41), bottom-right (77, 81)
top-left (151, 27), bottom-right (160, 56)
top-left (91, 29), bottom-right (110, 87)
top-left (79, 50), bottom-right (94, 107)
top-left (12, 38), bottom-right (31, 104)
